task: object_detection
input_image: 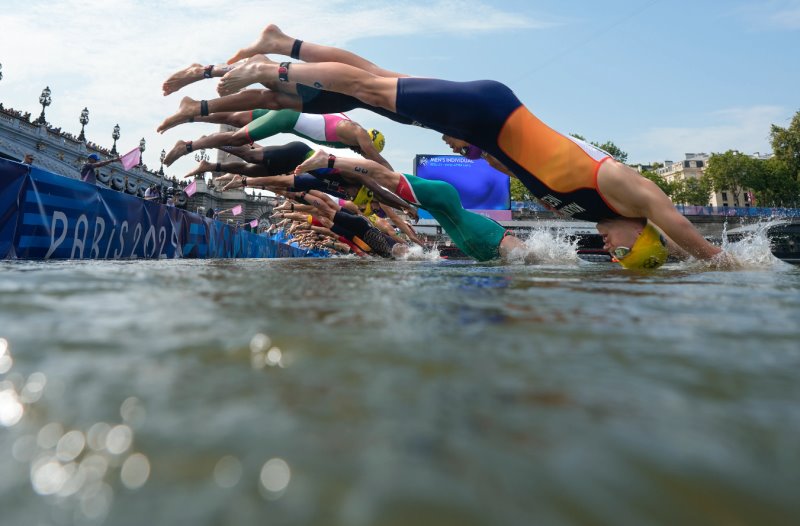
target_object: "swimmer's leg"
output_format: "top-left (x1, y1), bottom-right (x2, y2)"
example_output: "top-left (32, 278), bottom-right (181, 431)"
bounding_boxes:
top-left (163, 129), bottom-right (251, 166)
top-left (158, 96), bottom-right (256, 133)
top-left (227, 23), bottom-right (407, 78)
top-left (220, 60), bottom-right (399, 112)
top-left (162, 63), bottom-right (236, 96)
top-left (401, 175), bottom-right (508, 262)
top-left (242, 109), bottom-right (301, 143)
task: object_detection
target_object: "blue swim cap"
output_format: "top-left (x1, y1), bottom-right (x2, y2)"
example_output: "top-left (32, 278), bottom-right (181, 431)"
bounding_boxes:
top-left (88, 153), bottom-right (101, 161)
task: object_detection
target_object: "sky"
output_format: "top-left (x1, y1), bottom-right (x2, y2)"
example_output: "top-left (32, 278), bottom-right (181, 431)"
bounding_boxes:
top-left (1, 0), bottom-right (798, 179)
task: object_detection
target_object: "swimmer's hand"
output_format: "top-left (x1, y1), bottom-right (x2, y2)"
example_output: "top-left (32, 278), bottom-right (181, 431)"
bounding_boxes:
top-left (706, 251), bottom-right (743, 270)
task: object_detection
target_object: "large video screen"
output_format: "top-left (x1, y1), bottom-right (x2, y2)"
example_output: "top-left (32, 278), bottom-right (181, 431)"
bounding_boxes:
top-left (413, 154), bottom-right (511, 221)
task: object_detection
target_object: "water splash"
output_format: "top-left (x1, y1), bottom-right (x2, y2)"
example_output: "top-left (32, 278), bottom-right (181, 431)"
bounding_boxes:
top-left (397, 243), bottom-right (441, 261)
top-left (505, 226), bottom-right (581, 265)
top-left (690, 218), bottom-right (793, 270)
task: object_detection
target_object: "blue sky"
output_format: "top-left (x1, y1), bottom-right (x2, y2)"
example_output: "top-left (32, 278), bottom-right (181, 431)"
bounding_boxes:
top-left (1, 0), bottom-right (798, 177)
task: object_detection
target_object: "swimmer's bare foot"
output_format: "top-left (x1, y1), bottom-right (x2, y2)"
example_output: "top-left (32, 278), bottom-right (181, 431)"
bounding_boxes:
top-left (218, 55), bottom-right (275, 96)
top-left (163, 64), bottom-right (207, 96)
top-left (214, 173), bottom-right (236, 184)
top-left (164, 140), bottom-right (191, 166)
top-left (294, 149), bottom-right (330, 174)
top-left (222, 174), bottom-right (246, 191)
top-left (158, 96), bottom-right (201, 134)
top-left (227, 24), bottom-right (293, 64)
top-left (183, 160), bottom-right (214, 179)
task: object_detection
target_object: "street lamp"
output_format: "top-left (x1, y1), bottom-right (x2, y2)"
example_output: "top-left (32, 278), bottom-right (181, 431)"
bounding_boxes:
top-left (0, 63), bottom-right (3, 83)
top-left (78, 107), bottom-right (89, 142)
top-left (139, 137), bottom-right (146, 167)
top-left (194, 149), bottom-right (209, 163)
top-left (36, 86), bottom-right (52, 125)
top-left (111, 124), bottom-right (120, 155)
top-left (159, 149), bottom-right (166, 193)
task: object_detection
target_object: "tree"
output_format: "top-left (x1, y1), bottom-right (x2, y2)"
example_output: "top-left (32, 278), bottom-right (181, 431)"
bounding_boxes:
top-left (592, 141), bottom-right (629, 164)
top-left (770, 109), bottom-right (800, 183)
top-left (569, 133), bottom-right (629, 163)
top-left (640, 170), bottom-right (675, 198)
top-left (705, 150), bottom-right (763, 203)
top-left (510, 177), bottom-right (532, 201)
top-left (673, 175), bottom-right (712, 206)
top-left (758, 158), bottom-right (800, 207)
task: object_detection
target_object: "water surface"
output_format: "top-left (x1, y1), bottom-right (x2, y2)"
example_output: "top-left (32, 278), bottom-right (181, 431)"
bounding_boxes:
top-left (1, 255), bottom-right (799, 526)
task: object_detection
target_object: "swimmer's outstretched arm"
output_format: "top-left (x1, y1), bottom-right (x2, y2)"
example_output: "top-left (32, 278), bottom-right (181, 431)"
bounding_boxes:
top-left (602, 169), bottom-right (725, 262)
top-left (379, 205), bottom-right (424, 247)
top-left (294, 149), bottom-right (415, 217)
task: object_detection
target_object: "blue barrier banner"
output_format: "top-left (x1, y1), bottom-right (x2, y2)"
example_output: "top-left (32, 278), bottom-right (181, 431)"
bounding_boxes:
top-left (0, 158), bottom-right (326, 260)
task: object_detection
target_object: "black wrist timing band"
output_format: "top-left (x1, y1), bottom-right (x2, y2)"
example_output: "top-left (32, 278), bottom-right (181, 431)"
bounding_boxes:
top-left (203, 65), bottom-right (214, 78)
top-left (200, 100), bottom-right (209, 116)
top-left (328, 154), bottom-right (336, 169)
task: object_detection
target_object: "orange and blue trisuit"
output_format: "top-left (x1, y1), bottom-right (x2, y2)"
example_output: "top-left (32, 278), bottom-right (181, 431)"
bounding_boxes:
top-left (394, 79), bottom-right (620, 222)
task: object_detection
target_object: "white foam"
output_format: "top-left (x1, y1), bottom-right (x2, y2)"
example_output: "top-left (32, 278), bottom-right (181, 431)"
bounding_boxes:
top-left (505, 227), bottom-right (582, 265)
top-left (397, 244), bottom-right (442, 262)
top-left (681, 218), bottom-right (792, 271)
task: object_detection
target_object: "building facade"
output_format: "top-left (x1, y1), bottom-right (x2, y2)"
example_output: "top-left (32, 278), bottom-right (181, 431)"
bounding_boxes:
top-left (655, 152), bottom-right (756, 208)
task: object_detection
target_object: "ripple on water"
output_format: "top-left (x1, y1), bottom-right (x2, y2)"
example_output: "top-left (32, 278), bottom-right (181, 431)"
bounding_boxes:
top-left (0, 258), bottom-right (799, 525)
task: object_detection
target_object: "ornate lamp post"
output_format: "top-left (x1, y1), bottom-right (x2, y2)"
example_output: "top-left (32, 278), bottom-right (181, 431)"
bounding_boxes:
top-left (159, 149), bottom-right (166, 192)
top-left (139, 137), bottom-right (146, 167)
top-left (0, 63), bottom-right (3, 83)
top-left (111, 124), bottom-right (120, 155)
top-left (194, 149), bottom-right (209, 163)
top-left (78, 107), bottom-right (89, 142)
top-left (36, 86), bottom-right (52, 125)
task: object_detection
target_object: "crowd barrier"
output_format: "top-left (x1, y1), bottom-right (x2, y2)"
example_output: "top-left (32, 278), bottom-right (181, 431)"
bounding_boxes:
top-left (0, 158), bottom-right (327, 260)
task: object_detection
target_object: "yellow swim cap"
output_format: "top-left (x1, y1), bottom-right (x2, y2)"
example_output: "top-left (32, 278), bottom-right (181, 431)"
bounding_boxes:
top-left (616, 223), bottom-right (669, 269)
top-left (368, 129), bottom-right (385, 153)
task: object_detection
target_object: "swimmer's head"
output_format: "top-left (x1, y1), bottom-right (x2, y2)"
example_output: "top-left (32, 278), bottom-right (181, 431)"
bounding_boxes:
top-left (460, 145), bottom-right (483, 160)
top-left (88, 153), bottom-right (101, 161)
top-left (368, 129), bottom-right (385, 152)
top-left (597, 218), bottom-right (668, 270)
top-left (441, 135), bottom-right (481, 159)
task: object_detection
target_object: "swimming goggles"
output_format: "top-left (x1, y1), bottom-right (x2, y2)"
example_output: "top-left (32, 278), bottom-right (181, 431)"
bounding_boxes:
top-left (611, 246), bottom-right (631, 260)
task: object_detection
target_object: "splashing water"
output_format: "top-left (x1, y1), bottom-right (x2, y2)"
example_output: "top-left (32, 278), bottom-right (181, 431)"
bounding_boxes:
top-left (505, 226), bottom-right (581, 265)
top-left (720, 219), bottom-right (792, 270)
top-left (397, 243), bottom-right (442, 262)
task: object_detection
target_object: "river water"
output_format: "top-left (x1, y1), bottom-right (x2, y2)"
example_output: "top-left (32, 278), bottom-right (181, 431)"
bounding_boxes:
top-left (1, 229), bottom-right (799, 526)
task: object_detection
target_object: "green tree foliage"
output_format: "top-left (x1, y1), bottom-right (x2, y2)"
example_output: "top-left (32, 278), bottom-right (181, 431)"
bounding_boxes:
top-left (673, 176), bottom-right (712, 206)
top-left (593, 141), bottom-right (629, 164)
top-left (706, 150), bottom-right (762, 199)
top-left (640, 170), bottom-right (675, 198)
top-left (758, 158), bottom-right (800, 207)
top-left (510, 177), bottom-right (532, 201)
top-left (706, 149), bottom-right (799, 207)
top-left (569, 134), bottom-right (629, 163)
top-left (770, 110), bottom-right (800, 183)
